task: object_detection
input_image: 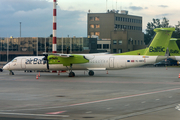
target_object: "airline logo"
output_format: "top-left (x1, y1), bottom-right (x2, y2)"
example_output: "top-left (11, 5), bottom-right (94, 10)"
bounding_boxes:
top-left (25, 58), bottom-right (46, 64)
top-left (149, 46), bottom-right (165, 52)
top-left (170, 50), bottom-right (179, 54)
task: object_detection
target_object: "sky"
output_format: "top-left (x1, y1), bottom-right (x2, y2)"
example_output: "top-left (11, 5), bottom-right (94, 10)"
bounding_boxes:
top-left (0, 0), bottom-right (180, 38)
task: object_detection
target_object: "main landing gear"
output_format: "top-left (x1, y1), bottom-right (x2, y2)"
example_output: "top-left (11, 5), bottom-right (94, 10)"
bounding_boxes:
top-left (66, 65), bottom-right (95, 77)
top-left (69, 71), bottom-right (75, 77)
top-left (9, 70), bottom-right (14, 75)
top-left (67, 65), bottom-right (75, 77)
top-left (88, 70), bottom-right (94, 76)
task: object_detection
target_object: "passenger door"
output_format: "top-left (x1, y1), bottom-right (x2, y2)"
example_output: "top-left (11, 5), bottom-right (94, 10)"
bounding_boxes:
top-left (21, 58), bottom-right (26, 69)
top-left (109, 57), bottom-right (114, 68)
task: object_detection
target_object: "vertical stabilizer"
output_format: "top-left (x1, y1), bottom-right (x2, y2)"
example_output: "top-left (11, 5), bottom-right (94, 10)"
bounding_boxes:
top-left (144, 28), bottom-right (175, 56)
top-left (168, 38), bottom-right (180, 56)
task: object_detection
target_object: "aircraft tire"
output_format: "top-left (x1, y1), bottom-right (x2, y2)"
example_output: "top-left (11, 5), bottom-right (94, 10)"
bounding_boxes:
top-left (9, 71), bottom-right (14, 75)
top-left (89, 70), bottom-right (94, 76)
top-left (69, 72), bottom-right (75, 77)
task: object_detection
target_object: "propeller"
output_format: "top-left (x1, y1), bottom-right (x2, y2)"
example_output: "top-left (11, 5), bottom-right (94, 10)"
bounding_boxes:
top-left (66, 47), bottom-right (70, 54)
top-left (43, 46), bottom-right (49, 70)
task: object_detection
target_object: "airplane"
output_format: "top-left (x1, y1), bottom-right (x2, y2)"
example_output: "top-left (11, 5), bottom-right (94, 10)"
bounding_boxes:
top-left (3, 28), bottom-right (175, 77)
top-left (167, 38), bottom-right (180, 63)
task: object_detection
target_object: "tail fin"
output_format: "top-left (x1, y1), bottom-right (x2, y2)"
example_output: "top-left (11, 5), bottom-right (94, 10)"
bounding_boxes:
top-left (116, 28), bottom-right (175, 56)
top-left (144, 28), bottom-right (175, 56)
top-left (168, 38), bottom-right (180, 56)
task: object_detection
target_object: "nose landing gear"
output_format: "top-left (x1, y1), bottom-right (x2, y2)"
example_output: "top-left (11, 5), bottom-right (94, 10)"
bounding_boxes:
top-left (9, 70), bottom-right (14, 75)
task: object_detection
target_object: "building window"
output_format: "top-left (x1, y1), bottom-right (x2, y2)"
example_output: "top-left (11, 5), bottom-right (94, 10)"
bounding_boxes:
top-left (125, 18), bottom-right (127, 22)
top-left (138, 40), bottom-right (140, 45)
top-left (97, 44), bottom-right (102, 49)
top-left (90, 17), bottom-right (94, 21)
top-left (103, 44), bottom-right (109, 49)
top-left (118, 49), bottom-right (122, 53)
top-left (135, 40), bottom-right (136, 45)
top-left (141, 41), bottom-right (143, 45)
top-left (95, 32), bottom-right (100, 36)
top-left (90, 24), bottom-right (94, 28)
top-left (128, 40), bottom-right (130, 44)
top-left (113, 40), bottom-right (117, 44)
top-left (96, 24), bottom-right (100, 28)
top-left (116, 17), bottom-right (118, 21)
top-left (90, 32), bottom-right (94, 36)
top-left (113, 49), bottom-right (117, 53)
top-left (95, 17), bottom-right (100, 21)
top-left (118, 40), bottom-right (122, 45)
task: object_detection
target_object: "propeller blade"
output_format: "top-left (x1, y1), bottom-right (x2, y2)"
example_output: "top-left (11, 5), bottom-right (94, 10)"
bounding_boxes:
top-left (46, 46), bottom-right (48, 53)
top-left (67, 47), bottom-right (69, 54)
top-left (47, 60), bottom-right (49, 70)
top-left (43, 46), bottom-right (49, 70)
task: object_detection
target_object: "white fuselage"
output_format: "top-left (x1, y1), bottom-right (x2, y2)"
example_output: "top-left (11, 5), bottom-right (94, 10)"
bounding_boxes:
top-left (3, 55), bottom-right (165, 71)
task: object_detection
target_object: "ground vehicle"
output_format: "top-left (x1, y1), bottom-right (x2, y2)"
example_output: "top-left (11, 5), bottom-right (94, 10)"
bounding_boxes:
top-left (154, 58), bottom-right (178, 67)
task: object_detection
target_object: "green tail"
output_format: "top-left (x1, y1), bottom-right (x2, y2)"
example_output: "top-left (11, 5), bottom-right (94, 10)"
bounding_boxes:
top-left (168, 38), bottom-right (180, 56)
top-left (117, 28), bottom-right (175, 56)
top-left (144, 28), bottom-right (175, 56)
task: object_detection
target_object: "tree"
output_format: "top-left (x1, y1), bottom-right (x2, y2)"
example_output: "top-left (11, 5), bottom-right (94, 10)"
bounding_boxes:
top-left (50, 34), bottom-right (53, 37)
top-left (172, 21), bottom-right (180, 38)
top-left (144, 17), bottom-right (170, 45)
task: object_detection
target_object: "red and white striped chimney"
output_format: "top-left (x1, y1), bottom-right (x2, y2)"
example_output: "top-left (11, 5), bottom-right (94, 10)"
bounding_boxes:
top-left (53, 0), bottom-right (57, 53)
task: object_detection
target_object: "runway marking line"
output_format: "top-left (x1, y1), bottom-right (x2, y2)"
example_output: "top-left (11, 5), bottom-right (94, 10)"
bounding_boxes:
top-left (0, 112), bottom-right (69, 117)
top-left (46, 111), bottom-right (66, 115)
top-left (10, 79), bottom-right (180, 85)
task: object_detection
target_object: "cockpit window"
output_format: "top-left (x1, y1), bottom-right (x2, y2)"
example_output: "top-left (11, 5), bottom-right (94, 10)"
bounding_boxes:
top-left (12, 59), bottom-right (17, 62)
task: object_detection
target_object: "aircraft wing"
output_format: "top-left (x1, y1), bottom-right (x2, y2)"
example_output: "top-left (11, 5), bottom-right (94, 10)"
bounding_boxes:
top-left (43, 53), bottom-right (89, 66)
top-left (43, 52), bottom-right (74, 58)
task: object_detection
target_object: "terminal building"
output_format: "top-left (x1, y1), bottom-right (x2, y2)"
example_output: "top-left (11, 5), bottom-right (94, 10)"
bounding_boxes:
top-left (88, 10), bottom-right (146, 53)
top-left (0, 37), bottom-right (97, 62)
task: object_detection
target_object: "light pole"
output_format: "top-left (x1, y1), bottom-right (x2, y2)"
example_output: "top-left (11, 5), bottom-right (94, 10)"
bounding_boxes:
top-left (7, 36), bottom-right (9, 62)
top-left (20, 22), bottom-right (21, 37)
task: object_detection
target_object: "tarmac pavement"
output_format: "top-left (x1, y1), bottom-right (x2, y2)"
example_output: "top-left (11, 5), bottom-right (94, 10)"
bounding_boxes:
top-left (0, 67), bottom-right (180, 120)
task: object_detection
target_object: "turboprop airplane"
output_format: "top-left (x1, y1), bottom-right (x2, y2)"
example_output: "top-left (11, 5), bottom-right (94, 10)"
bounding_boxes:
top-left (167, 38), bottom-right (180, 63)
top-left (3, 28), bottom-right (175, 77)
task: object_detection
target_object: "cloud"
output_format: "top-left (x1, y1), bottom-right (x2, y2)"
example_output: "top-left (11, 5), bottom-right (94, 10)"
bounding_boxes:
top-left (129, 6), bottom-right (144, 11)
top-left (158, 5), bottom-right (168, 8)
top-left (0, 0), bottom-right (87, 37)
top-left (156, 13), bottom-right (171, 18)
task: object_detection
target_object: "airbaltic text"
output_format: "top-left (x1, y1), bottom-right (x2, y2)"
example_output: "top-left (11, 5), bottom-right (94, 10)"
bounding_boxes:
top-left (149, 46), bottom-right (165, 52)
top-left (25, 58), bottom-right (46, 64)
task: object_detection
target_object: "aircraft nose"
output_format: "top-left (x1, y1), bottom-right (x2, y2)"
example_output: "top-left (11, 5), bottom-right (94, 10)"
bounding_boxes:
top-left (3, 64), bottom-right (9, 70)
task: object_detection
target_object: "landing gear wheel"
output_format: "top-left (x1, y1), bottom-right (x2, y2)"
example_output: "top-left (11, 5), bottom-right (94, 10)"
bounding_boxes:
top-left (88, 70), bottom-right (94, 76)
top-left (69, 72), bottom-right (75, 77)
top-left (9, 70), bottom-right (14, 75)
